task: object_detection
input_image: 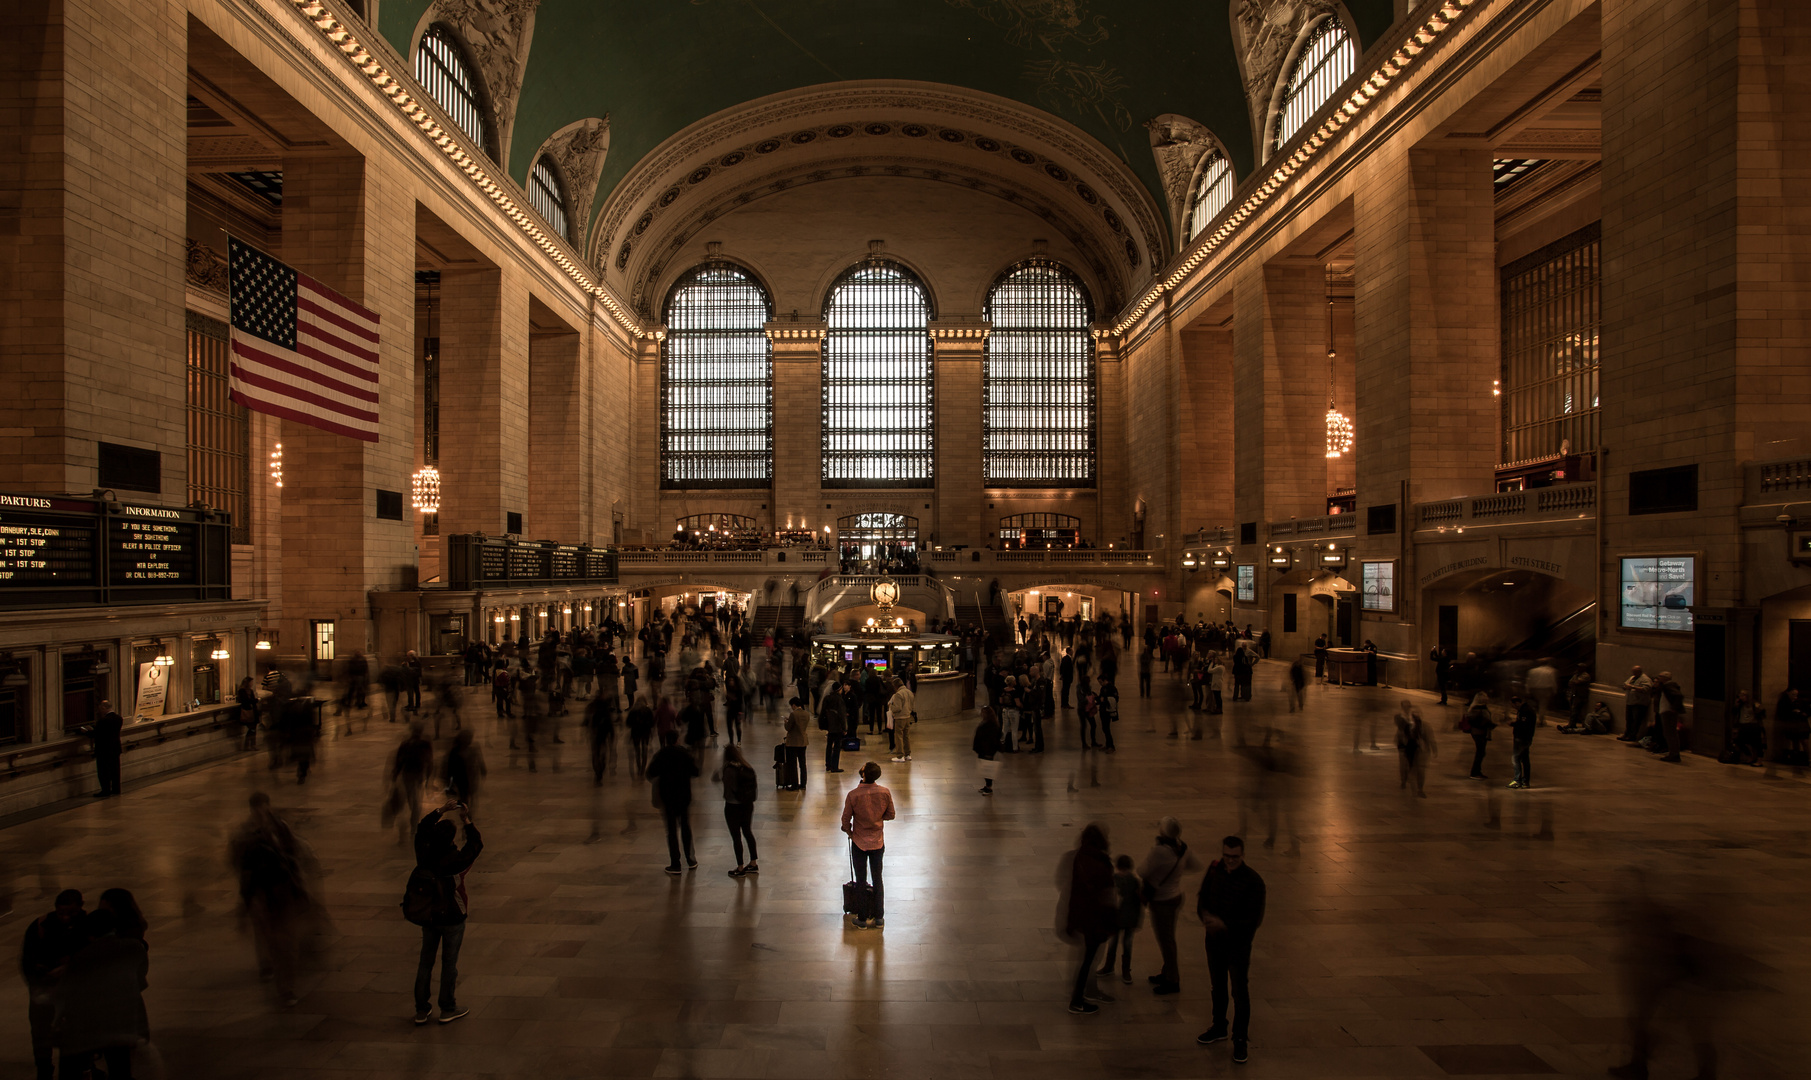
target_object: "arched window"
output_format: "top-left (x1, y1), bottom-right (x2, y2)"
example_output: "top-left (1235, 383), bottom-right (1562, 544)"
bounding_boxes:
top-left (416, 25), bottom-right (493, 157)
top-left (528, 157), bottom-right (570, 243)
top-left (1274, 17), bottom-right (1357, 153)
top-left (661, 264), bottom-right (773, 488)
top-left (983, 260), bottom-right (1095, 486)
top-left (822, 262), bottom-right (934, 487)
top-left (1186, 150), bottom-right (1236, 241)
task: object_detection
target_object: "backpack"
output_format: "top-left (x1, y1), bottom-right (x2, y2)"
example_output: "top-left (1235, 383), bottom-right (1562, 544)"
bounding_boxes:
top-left (401, 866), bottom-right (451, 926)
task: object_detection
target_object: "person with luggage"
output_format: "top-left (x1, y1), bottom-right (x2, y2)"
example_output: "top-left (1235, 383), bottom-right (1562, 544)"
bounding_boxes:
top-left (839, 761), bottom-right (896, 929)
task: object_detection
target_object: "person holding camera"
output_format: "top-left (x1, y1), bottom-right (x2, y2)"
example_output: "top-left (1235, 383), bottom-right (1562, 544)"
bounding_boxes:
top-left (410, 798), bottom-right (483, 1025)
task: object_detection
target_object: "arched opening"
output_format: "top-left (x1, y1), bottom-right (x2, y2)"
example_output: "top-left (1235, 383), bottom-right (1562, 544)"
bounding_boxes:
top-left (1420, 567), bottom-right (1596, 708)
top-left (836, 512), bottom-right (919, 564)
top-left (1271, 16), bottom-right (1357, 156)
top-left (822, 260), bottom-right (934, 487)
top-left (415, 24), bottom-right (496, 160)
top-left (528, 156), bottom-right (571, 243)
top-left (997, 513), bottom-right (1083, 550)
top-left (1185, 149), bottom-right (1235, 241)
top-left (983, 259), bottom-right (1095, 486)
top-left (661, 263), bottom-right (774, 488)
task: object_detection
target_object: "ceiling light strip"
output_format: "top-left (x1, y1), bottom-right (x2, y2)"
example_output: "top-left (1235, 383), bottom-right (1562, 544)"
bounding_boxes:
top-left (290, 1), bottom-right (652, 339)
top-left (1110, 0), bottom-right (1480, 337)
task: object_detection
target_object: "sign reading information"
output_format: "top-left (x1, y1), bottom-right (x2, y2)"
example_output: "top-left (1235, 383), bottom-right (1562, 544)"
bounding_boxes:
top-left (0, 493), bottom-right (230, 608)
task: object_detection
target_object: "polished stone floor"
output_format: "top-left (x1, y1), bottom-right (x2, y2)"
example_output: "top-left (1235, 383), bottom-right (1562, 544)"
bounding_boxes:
top-left (3, 661), bottom-right (1807, 1080)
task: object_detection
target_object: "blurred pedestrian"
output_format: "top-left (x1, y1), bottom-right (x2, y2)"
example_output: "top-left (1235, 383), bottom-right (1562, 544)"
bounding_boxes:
top-left (229, 792), bottom-right (318, 1006)
top-left (1395, 700), bottom-right (1436, 797)
top-left (626, 694), bottom-right (655, 775)
top-left (974, 707), bottom-right (1001, 796)
top-left (717, 743), bottom-right (760, 877)
top-left (1463, 692), bottom-right (1495, 780)
top-left (85, 700), bottom-right (125, 798)
top-left (389, 722), bottom-right (434, 843)
top-left (1064, 823), bottom-right (1116, 1013)
top-left (441, 729), bottom-right (486, 816)
top-left (646, 731), bottom-right (700, 873)
top-left (1509, 695), bottom-right (1537, 789)
top-left (1139, 817), bottom-right (1201, 996)
top-left (51, 906), bottom-right (149, 1080)
top-left (21, 889), bottom-right (88, 1080)
top-left (1608, 868), bottom-right (1719, 1080)
top-left (1096, 854), bottom-right (1143, 985)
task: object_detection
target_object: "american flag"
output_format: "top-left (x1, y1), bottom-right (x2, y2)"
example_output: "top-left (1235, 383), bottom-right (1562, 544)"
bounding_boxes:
top-left (228, 238), bottom-right (381, 442)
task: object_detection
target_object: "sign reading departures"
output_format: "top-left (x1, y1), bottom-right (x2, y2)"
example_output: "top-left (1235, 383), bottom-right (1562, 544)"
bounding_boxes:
top-left (0, 493), bottom-right (232, 608)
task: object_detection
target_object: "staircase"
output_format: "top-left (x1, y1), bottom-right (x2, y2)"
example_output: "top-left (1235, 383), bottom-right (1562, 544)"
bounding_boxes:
top-left (752, 604), bottom-right (805, 636)
top-left (954, 605), bottom-right (993, 635)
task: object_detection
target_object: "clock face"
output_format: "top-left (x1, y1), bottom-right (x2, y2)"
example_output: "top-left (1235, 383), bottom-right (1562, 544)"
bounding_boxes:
top-left (872, 581), bottom-right (899, 606)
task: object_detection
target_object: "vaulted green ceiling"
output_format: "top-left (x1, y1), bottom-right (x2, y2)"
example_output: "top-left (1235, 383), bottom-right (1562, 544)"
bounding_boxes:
top-left (379, 0), bottom-right (1395, 222)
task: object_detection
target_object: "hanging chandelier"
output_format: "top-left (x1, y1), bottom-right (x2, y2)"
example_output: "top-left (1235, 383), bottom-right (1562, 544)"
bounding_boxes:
top-left (411, 465), bottom-right (442, 514)
top-left (1323, 300), bottom-right (1352, 459)
top-left (269, 442), bottom-right (283, 488)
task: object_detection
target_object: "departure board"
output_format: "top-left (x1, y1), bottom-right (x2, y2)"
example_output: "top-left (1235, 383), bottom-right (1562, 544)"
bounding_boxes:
top-left (0, 492), bottom-right (230, 607)
top-left (445, 534), bottom-right (618, 590)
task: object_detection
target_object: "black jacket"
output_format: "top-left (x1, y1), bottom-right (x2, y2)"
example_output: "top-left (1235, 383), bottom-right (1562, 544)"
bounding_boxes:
top-left (646, 745), bottom-right (699, 808)
top-left (973, 719), bottom-right (1001, 759)
top-left (1197, 859), bottom-right (1266, 940)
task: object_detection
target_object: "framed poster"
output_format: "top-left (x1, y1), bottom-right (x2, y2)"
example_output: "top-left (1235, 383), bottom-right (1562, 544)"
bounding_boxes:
top-left (1619, 555), bottom-right (1694, 631)
top-left (1235, 564), bottom-right (1256, 603)
top-left (1361, 561), bottom-right (1396, 612)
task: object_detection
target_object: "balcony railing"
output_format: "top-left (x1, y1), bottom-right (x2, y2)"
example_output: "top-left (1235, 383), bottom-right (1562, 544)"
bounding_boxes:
top-left (1415, 482), bottom-right (1596, 529)
top-left (1267, 515), bottom-right (1358, 539)
top-left (616, 548), bottom-right (1162, 572)
top-left (1747, 457), bottom-right (1811, 502)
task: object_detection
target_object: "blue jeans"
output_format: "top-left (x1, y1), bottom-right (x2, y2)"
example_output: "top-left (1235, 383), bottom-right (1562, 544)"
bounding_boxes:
top-left (414, 921), bottom-right (465, 1013)
top-left (851, 843), bottom-right (884, 920)
top-left (1512, 740), bottom-right (1532, 785)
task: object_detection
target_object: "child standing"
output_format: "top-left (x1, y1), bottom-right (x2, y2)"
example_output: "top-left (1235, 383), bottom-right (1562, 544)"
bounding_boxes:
top-left (1095, 854), bottom-right (1144, 984)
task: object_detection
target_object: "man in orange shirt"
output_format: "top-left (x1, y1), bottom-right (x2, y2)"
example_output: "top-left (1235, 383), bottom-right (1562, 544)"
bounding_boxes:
top-left (839, 761), bottom-right (897, 929)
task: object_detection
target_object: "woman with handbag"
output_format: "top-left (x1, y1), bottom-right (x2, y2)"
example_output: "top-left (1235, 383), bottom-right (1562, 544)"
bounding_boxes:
top-left (974, 708), bottom-right (1002, 795)
top-left (1138, 817), bottom-right (1201, 995)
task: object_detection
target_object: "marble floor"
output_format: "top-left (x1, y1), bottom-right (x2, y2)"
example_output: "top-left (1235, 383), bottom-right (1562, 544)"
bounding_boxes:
top-left (2, 664), bottom-right (1807, 1080)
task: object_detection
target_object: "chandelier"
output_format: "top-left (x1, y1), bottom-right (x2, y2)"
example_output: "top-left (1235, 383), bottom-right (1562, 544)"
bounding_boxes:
top-left (1323, 300), bottom-right (1352, 458)
top-left (269, 442), bottom-right (283, 488)
top-left (411, 465), bottom-right (442, 514)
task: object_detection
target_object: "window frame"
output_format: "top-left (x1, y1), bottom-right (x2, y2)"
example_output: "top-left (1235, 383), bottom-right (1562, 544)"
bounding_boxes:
top-left (659, 262), bottom-right (776, 490)
top-left (1272, 16), bottom-right (1358, 155)
top-left (415, 24), bottom-right (495, 160)
top-left (982, 258), bottom-right (1096, 488)
top-left (528, 156), bottom-right (571, 243)
top-left (1185, 149), bottom-right (1236, 241)
top-left (820, 260), bottom-right (936, 489)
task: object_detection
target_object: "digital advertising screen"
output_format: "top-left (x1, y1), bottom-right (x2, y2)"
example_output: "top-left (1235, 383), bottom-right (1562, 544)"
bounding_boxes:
top-left (1619, 555), bottom-right (1694, 631)
top-left (1361, 561), bottom-right (1395, 612)
top-left (1235, 564), bottom-right (1256, 603)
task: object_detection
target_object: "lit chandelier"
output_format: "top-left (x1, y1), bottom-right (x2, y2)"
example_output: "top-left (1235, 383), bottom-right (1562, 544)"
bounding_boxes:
top-left (1324, 299), bottom-right (1352, 459)
top-left (269, 442), bottom-right (283, 488)
top-left (411, 465), bottom-right (441, 514)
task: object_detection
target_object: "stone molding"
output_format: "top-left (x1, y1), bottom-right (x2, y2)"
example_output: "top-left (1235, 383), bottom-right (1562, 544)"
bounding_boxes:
top-left (591, 82), bottom-right (1169, 306)
top-left (1229, 0), bottom-right (1343, 162)
top-left (186, 238), bottom-right (230, 295)
top-left (425, 0), bottom-right (540, 166)
top-left (1145, 113), bottom-right (1229, 243)
top-left (532, 116), bottom-right (610, 249)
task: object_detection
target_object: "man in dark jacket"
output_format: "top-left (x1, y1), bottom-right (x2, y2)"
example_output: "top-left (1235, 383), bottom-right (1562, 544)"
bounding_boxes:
top-left (1195, 836), bottom-right (1266, 1063)
top-left (412, 800), bottom-right (483, 1025)
top-left (21, 889), bottom-right (88, 1080)
top-left (646, 731), bottom-right (700, 872)
top-left (89, 701), bottom-right (124, 797)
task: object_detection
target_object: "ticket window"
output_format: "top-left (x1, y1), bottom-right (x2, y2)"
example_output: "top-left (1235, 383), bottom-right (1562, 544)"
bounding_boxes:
top-left (431, 615), bottom-right (467, 656)
top-left (190, 638), bottom-right (225, 707)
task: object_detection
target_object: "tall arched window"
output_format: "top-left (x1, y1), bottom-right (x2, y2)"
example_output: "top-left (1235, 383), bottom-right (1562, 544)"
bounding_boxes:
top-left (416, 25), bottom-right (494, 158)
top-left (1274, 17), bottom-right (1357, 153)
top-left (983, 260), bottom-right (1095, 486)
top-left (822, 262), bottom-right (934, 487)
top-left (528, 157), bottom-right (570, 243)
top-left (1186, 150), bottom-right (1235, 241)
top-left (661, 264), bottom-right (773, 488)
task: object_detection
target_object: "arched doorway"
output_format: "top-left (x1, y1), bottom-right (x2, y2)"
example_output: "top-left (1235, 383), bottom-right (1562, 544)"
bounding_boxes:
top-left (998, 513), bottom-right (1082, 550)
top-left (837, 512), bottom-right (919, 561)
top-left (1419, 566), bottom-right (1595, 705)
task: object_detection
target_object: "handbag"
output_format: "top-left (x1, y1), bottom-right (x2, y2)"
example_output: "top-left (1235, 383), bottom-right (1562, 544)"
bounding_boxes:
top-left (1139, 842), bottom-right (1186, 905)
top-left (842, 734), bottom-right (862, 752)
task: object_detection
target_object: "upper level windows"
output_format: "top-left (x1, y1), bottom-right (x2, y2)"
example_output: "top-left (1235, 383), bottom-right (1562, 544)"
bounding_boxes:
top-left (416, 25), bottom-right (494, 159)
top-left (528, 158), bottom-right (570, 243)
top-left (1185, 150), bottom-right (1235, 241)
top-left (983, 260), bottom-right (1095, 487)
top-left (660, 264), bottom-right (774, 488)
top-left (1274, 17), bottom-right (1357, 154)
top-left (822, 262), bottom-right (934, 488)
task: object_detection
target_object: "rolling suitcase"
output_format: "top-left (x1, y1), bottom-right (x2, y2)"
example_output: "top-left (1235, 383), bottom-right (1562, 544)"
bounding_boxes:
top-left (773, 742), bottom-right (788, 788)
top-left (842, 846), bottom-right (876, 923)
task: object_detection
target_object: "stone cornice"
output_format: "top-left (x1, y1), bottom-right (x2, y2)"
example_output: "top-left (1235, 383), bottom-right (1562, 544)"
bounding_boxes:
top-left (285, 0), bottom-right (654, 340)
top-left (1110, 0), bottom-right (1490, 339)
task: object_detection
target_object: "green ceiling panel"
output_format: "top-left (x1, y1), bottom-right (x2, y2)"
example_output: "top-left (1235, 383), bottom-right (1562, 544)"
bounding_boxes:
top-left (374, 1), bottom-right (1397, 229)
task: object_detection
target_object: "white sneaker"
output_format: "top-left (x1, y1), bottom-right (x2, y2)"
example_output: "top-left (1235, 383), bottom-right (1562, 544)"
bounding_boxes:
top-left (904, 755), bottom-right (912, 760)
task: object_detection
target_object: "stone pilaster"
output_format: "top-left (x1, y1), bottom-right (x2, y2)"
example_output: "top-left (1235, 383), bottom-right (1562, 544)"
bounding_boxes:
top-left (437, 267), bottom-right (530, 540)
top-left (277, 153), bottom-right (417, 658)
top-left (1232, 261), bottom-right (1329, 531)
top-left (932, 319), bottom-right (988, 549)
top-left (768, 320), bottom-right (826, 530)
top-left (529, 322), bottom-right (585, 541)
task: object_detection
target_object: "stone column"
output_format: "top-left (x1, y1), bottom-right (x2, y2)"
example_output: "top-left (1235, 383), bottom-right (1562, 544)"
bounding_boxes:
top-left (1232, 261), bottom-right (1330, 530)
top-left (1351, 145), bottom-right (1498, 508)
top-left (277, 153), bottom-right (417, 658)
top-left (768, 321), bottom-right (825, 531)
top-left (1093, 329), bottom-right (1130, 547)
top-left (1178, 321), bottom-right (1235, 536)
top-left (0, 0), bottom-right (188, 493)
top-left (437, 267), bottom-right (530, 539)
top-left (932, 320), bottom-right (988, 549)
